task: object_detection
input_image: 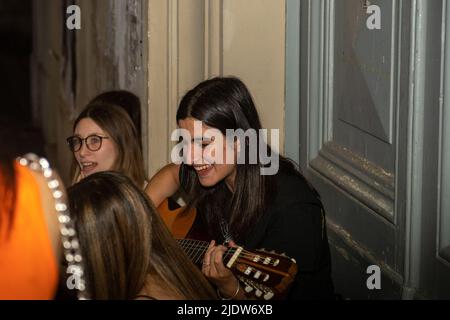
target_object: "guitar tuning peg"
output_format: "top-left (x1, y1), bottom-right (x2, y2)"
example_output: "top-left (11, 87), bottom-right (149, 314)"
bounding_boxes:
top-left (244, 285), bottom-right (254, 293)
top-left (255, 289), bottom-right (263, 298)
top-left (263, 274), bottom-right (270, 282)
top-left (253, 271), bottom-right (261, 279)
top-left (263, 291), bottom-right (274, 300)
top-left (291, 258), bottom-right (297, 263)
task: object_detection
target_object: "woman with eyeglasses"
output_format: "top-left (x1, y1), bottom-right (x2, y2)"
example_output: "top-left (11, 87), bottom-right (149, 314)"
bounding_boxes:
top-left (67, 99), bottom-right (146, 187)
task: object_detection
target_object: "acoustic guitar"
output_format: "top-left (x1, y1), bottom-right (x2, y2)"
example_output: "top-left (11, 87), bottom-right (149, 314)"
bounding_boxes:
top-left (157, 198), bottom-right (298, 300)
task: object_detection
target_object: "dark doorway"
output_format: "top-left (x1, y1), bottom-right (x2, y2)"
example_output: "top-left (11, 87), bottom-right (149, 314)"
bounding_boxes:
top-left (0, 0), bottom-right (45, 157)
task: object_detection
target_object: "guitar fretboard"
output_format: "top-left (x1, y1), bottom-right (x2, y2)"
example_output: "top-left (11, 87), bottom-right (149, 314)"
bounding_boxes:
top-left (177, 239), bottom-right (237, 265)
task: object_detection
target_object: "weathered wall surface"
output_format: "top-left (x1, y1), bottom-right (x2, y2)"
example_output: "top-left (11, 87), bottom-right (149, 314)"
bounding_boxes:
top-left (32, 0), bottom-right (148, 183)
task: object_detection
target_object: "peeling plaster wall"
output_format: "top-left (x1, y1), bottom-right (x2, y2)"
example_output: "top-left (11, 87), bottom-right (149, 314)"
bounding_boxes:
top-left (32, 0), bottom-right (148, 183)
top-left (76, 0), bottom-right (146, 105)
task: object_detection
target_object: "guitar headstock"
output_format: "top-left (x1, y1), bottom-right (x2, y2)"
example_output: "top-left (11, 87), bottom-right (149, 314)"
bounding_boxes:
top-left (225, 247), bottom-right (298, 300)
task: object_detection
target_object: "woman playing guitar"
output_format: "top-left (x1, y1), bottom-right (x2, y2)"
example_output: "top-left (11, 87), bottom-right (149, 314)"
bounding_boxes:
top-left (146, 77), bottom-right (335, 300)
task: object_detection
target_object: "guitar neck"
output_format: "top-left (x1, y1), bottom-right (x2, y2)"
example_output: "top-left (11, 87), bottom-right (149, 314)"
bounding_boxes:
top-left (177, 239), bottom-right (236, 266)
top-left (177, 238), bottom-right (298, 300)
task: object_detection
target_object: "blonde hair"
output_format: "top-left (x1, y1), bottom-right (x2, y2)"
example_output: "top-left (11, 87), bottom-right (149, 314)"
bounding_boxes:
top-left (68, 171), bottom-right (217, 300)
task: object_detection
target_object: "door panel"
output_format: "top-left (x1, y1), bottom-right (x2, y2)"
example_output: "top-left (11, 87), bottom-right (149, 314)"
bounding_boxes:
top-left (296, 0), bottom-right (450, 298)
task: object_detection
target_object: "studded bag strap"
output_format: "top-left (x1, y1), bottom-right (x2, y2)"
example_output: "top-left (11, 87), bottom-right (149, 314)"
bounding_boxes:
top-left (17, 153), bottom-right (88, 300)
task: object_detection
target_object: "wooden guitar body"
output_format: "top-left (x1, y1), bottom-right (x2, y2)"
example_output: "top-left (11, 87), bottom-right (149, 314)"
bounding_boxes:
top-left (157, 198), bottom-right (196, 239)
top-left (156, 197), bottom-right (298, 300)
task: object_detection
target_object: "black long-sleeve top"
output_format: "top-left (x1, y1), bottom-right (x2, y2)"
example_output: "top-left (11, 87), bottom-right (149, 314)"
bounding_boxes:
top-left (241, 172), bottom-right (335, 299)
top-left (185, 170), bottom-right (335, 299)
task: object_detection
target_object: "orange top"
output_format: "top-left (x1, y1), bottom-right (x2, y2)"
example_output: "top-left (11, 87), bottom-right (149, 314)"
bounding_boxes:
top-left (0, 163), bottom-right (58, 300)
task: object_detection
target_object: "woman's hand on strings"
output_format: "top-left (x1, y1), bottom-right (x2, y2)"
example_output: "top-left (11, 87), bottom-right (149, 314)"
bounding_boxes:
top-left (202, 240), bottom-right (244, 299)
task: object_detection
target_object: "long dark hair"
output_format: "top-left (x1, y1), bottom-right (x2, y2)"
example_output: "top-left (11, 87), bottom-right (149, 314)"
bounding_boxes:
top-left (70, 102), bottom-right (146, 186)
top-left (177, 76), bottom-right (301, 241)
top-left (0, 128), bottom-right (17, 234)
top-left (68, 171), bottom-right (216, 300)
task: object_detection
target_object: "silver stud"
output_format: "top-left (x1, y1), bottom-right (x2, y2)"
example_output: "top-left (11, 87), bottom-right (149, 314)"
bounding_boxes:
top-left (55, 203), bottom-right (67, 212)
top-left (53, 190), bottom-right (63, 199)
top-left (19, 158), bottom-right (28, 166)
top-left (58, 215), bottom-right (70, 223)
top-left (44, 168), bottom-right (52, 178)
top-left (39, 158), bottom-right (50, 169)
top-left (48, 179), bottom-right (59, 189)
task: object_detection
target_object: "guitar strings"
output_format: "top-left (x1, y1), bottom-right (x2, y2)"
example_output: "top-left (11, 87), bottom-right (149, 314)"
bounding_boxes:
top-left (177, 239), bottom-right (281, 266)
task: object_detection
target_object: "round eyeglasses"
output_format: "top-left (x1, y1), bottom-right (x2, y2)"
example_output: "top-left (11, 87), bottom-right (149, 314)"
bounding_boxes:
top-left (66, 135), bottom-right (109, 152)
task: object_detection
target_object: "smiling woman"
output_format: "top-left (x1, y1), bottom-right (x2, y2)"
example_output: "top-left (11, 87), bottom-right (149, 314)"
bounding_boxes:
top-left (67, 101), bottom-right (146, 187)
top-left (68, 119), bottom-right (116, 176)
top-left (146, 77), bottom-right (335, 300)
